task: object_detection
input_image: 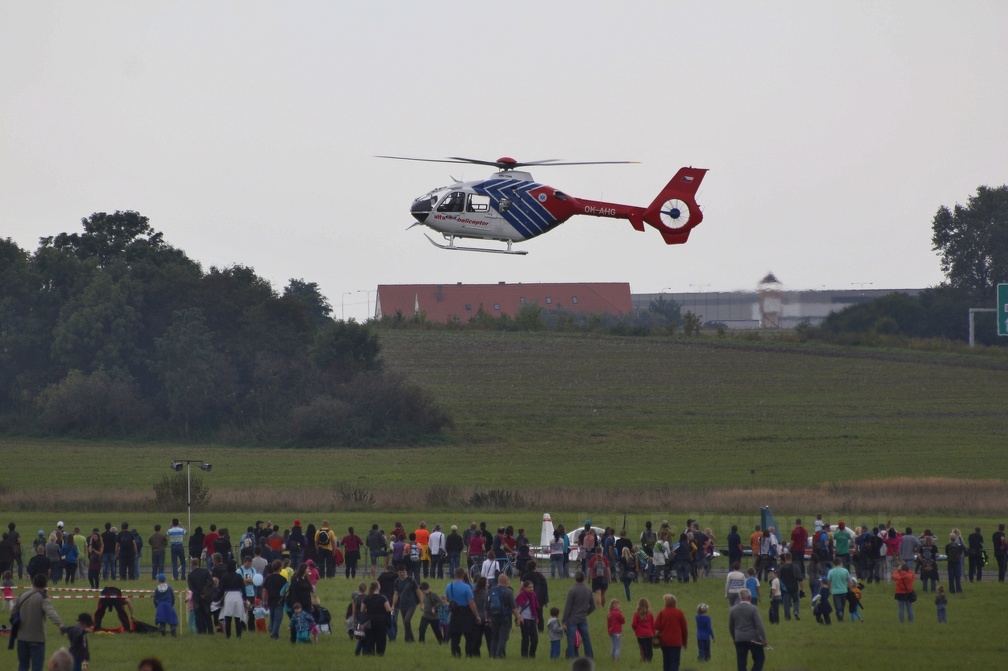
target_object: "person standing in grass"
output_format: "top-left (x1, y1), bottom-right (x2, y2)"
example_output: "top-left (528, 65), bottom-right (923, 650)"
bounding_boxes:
top-left (726, 525), bottom-right (743, 573)
top-left (606, 598), bottom-right (624, 661)
top-left (944, 532), bottom-right (964, 594)
top-left (13, 573), bottom-right (64, 671)
top-left (563, 571), bottom-right (596, 659)
top-left (935, 585), bottom-right (947, 623)
top-left (918, 534), bottom-right (939, 593)
top-left (725, 562), bottom-right (746, 608)
top-left (778, 553), bottom-right (801, 621)
top-left (631, 598), bottom-right (655, 662)
top-left (516, 579), bottom-right (541, 657)
top-left (892, 563), bottom-right (916, 623)
top-left (652, 593), bottom-right (688, 671)
top-left (314, 521), bottom-right (335, 579)
top-left (695, 603), bottom-right (713, 662)
top-left (446, 568), bottom-right (481, 657)
top-left (546, 607), bottom-right (564, 660)
top-left (340, 527), bottom-right (364, 580)
top-left (789, 519), bottom-right (808, 581)
top-left (729, 589), bottom-right (767, 671)
top-left (445, 525), bottom-right (464, 578)
top-left (967, 526), bottom-right (984, 582)
top-left (994, 524), bottom-right (1008, 582)
top-left (826, 559), bottom-right (851, 622)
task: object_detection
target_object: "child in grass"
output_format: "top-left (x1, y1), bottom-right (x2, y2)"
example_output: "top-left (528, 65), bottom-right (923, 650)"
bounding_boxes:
top-left (607, 598), bottom-right (625, 660)
top-left (546, 606), bottom-right (564, 659)
top-left (848, 578), bottom-right (864, 622)
top-left (745, 567), bottom-right (760, 606)
top-left (935, 585), bottom-right (947, 623)
top-left (631, 597), bottom-right (655, 662)
top-left (152, 574), bottom-right (178, 637)
top-left (62, 612), bottom-right (93, 671)
top-left (2, 570), bottom-right (14, 611)
top-left (289, 602), bottom-right (316, 643)
top-left (438, 594), bottom-right (451, 642)
top-left (695, 603), bottom-right (713, 662)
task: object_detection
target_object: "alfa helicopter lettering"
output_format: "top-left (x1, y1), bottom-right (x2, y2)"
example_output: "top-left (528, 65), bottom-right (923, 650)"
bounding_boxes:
top-left (377, 155), bottom-right (708, 255)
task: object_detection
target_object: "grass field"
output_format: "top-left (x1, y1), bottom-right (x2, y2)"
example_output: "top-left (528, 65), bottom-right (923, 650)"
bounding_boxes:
top-left (3, 330), bottom-right (1007, 669)
top-left (2, 331), bottom-right (1007, 522)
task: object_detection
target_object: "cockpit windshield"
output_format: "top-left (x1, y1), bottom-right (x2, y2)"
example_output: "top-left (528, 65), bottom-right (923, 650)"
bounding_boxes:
top-left (436, 191), bottom-right (465, 213)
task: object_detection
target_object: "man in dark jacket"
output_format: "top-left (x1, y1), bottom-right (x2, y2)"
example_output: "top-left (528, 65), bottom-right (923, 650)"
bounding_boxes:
top-left (187, 557), bottom-right (215, 634)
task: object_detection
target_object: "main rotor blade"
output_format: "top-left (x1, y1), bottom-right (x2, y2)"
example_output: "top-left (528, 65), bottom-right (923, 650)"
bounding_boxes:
top-left (377, 155), bottom-right (639, 169)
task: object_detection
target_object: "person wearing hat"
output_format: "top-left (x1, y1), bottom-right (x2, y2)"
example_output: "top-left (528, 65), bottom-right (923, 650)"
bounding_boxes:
top-left (767, 568), bottom-right (782, 624)
top-left (49, 521), bottom-right (64, 544)
top-left (153, 573), bottom-right (178, 637)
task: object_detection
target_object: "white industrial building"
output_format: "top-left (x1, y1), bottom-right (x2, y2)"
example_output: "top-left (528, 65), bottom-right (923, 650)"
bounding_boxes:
top-left (632, 273), bottom-right (922, 330)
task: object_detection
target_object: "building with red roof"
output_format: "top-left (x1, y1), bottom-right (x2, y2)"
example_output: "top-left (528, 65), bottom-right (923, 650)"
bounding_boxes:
top-left (375, 282), bottom-right (631, 323)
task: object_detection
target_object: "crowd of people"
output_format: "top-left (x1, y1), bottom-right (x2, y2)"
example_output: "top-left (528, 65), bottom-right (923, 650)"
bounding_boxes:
top-left (4, 513), bottom-right (1004, 671)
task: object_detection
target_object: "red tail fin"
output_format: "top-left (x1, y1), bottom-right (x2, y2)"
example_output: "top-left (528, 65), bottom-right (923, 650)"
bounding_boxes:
top-left (642, 167), bottom-right (707, 245)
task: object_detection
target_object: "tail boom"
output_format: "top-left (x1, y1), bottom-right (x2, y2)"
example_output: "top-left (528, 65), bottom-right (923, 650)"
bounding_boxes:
top-left (572, 167), bottom-right (707, 245)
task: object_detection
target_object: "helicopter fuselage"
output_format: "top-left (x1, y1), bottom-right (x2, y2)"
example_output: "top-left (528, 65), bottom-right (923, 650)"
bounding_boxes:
top-left (404, 163), bottom-right (707, 253)
top-left (410, 169), bottom-right (642, 244)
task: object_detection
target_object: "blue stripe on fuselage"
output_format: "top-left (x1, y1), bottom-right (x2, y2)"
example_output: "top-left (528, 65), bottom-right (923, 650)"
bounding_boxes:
top-left (474, 179), bottom-right (556, 240)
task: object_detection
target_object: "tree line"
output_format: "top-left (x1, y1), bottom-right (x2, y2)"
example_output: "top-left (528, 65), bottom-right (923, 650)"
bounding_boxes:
top-left (0, 211), bottom-right (452, 445)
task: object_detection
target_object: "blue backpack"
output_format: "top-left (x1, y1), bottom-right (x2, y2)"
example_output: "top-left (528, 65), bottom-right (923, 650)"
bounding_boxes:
top-left (487, 585), bottom-right (504, 616)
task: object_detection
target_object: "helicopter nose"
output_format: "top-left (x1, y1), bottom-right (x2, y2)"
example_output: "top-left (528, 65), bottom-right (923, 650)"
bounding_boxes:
top-left (410, 198), bottom-right (431, 223)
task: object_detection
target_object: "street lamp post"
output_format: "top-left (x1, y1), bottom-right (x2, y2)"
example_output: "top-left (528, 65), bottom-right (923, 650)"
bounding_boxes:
top-left (851, 282), bottom-right (874, 295)
top-left (341, 291), bottom-right (353, 321)
top-left (357, 289), bottom-right (374, 321)
top-left (170, 460), bottom-right (212, 532)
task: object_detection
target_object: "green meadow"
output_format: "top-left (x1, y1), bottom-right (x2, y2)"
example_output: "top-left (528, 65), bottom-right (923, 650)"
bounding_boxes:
top-left (3, 330), bottom-right (1008, 669)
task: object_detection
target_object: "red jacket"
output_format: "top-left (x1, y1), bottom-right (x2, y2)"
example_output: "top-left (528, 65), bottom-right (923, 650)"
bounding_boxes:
top-left (653, 606), bottom-right (689, 648)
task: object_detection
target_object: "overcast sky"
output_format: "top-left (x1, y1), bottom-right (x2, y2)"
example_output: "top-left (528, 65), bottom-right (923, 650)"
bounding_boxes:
top-left (3, 2), bottom-right (1005, 320)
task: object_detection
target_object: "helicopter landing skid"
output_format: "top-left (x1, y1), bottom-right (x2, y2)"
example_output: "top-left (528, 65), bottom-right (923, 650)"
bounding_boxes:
top-left (424, 234), bottom-right (528, 256)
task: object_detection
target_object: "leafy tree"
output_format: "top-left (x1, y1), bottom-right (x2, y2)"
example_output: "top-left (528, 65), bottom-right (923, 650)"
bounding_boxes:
top-left (514, 302), bottom-right (545, 331)
top-left (154, 308), bottom-right (218, 437)
top-left (682, 311), bottom-right (702, 336)
top-left (283, 278), bottom-right (334, 326)
top-left (648, 295), bottom-right (683, 325)
top-left (820, 292), bottom-right (926, 337)
top-left (308, 321), bottom-right (382, 382)
top-left (50, 274), bottom-right (143, 379)
top-left (41, 210), bottom-right (163, 268)
top-left (931, 185), bottom-right (1008, 300)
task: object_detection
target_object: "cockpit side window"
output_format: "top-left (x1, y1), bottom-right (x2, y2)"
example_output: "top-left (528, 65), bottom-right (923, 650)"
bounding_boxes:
top-left (436, 192), bottom-right (465, 212)
top-left (467, 194), bottom-right (490, 212)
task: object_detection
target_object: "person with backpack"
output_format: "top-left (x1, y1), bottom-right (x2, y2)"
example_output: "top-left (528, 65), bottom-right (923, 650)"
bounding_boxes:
top-left (315, 521), bottom-right (336, 579)
top-left (487, 573), bottom-right (523, 658)
top-left (11, 573), bottom-right (64, 671)
top-left (391, 564), bottom-right (423, 643)
top-left (587, 546), bottom-right (611, 608)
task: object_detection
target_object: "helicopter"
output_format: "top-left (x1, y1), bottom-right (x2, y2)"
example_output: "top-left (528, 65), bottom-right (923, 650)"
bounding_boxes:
top-left (378, 155), bottom-right (708, 255)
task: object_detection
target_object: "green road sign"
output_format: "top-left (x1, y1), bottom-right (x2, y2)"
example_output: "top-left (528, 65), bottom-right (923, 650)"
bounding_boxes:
top-left (999, 283), bottom-right (1008, 336)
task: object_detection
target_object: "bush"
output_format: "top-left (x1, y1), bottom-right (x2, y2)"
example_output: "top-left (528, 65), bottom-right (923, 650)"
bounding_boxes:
top-left (153, 473), bottom-right (211, 510)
